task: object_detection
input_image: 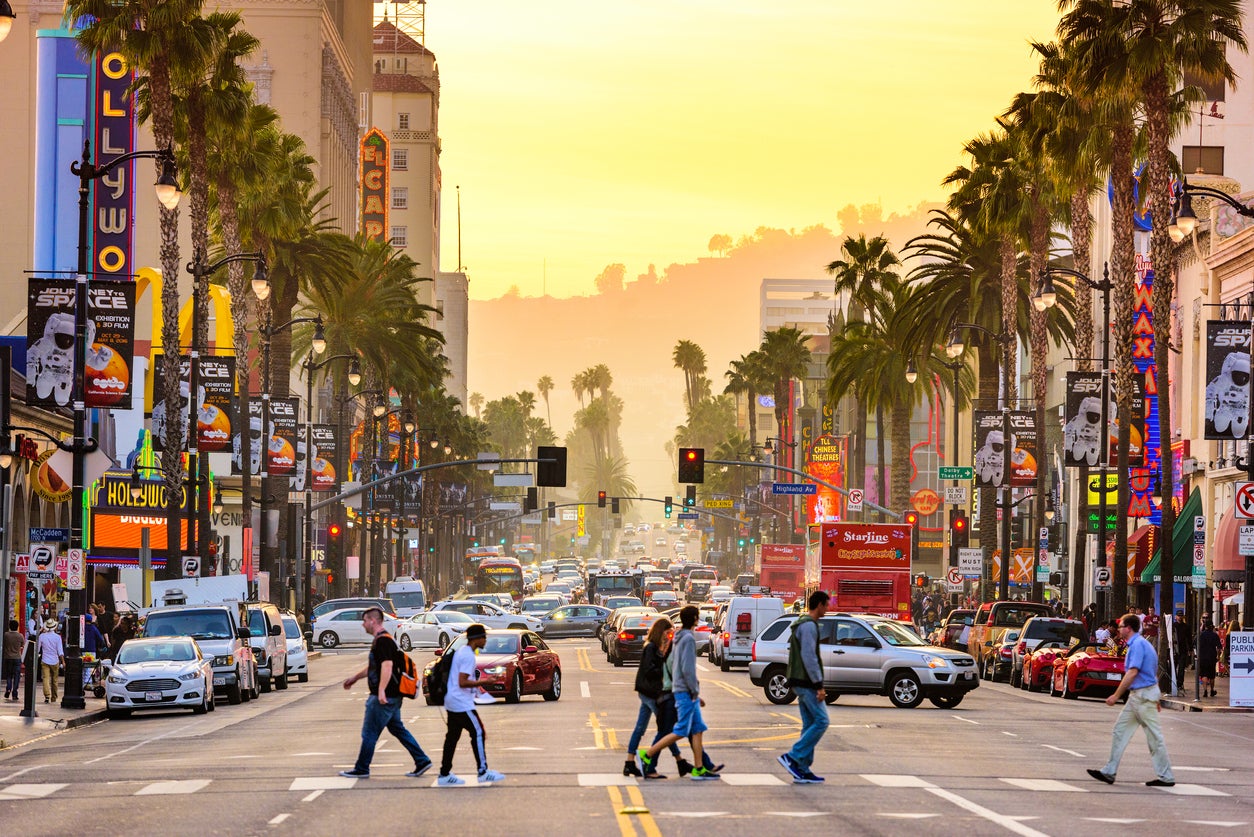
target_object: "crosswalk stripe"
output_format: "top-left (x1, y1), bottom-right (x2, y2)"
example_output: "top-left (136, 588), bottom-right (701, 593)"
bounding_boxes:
top-left (1155, 783), bottom-right (1230, 797)
top-left (578, 773), bottom-right (638, 786)
top-left (289, 777), bottom-right (357, 791)
top-left (135, 780), bottom-right (211, 796)
top-left (861, 774), bottom-right (936, 788)
top-left (0, 783), bottom-right (66, 801)
top-left (718, 773), bottom-right (786, 786)
top-left (1000, 778), bottom-right (1088, 793)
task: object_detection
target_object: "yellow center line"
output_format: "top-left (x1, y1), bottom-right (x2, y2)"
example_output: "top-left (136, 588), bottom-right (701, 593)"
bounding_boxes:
top-left (589, 712), bottom-right (605, 749)
top-left (606, 726), bottom-right (621, 751)
top-left (711, 679), bottom-right (752, 699)
top-left (577, 647), bottom-right (600, 672)
top-left (770, 711), bottom-right (801, 725)
top-left (625, 785), bottom-right (663, 837)
top-left (606, 786), bottom-right (637, 837)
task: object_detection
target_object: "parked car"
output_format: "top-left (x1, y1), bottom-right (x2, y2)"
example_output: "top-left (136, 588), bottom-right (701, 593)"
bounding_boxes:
top-left (141, 602), bottom-right (258, 705)
top-left (425, 600), bottom-right (543, 632)
top-left (539, 605), bottom-right (609, 638)
top-left (311, 597), bottom-right (397, 621)
top-left (748, 613), bottom-right (979, 708)
top-left (1008, 618), bottom-right (1089, 688)
top-left (104, 637), bottom-right (215, 718)
top-left (606, 614), bottom-right (657, 666)
top-left (967, 601), bottom-right (1052, 676)
top-left (245, 602), bottom-right (289, 693)
top-left (312, 607), bottom-right (402, 648)
top-left (985, 629), bottom-right (1022, 682)
top-left (1020, 641), bottom-right (1071, 692)
top-left (421, 629), bottom-right (561, 704)
top-left (935, 609), bottom-right (975, 652)
top-left (1051, 643), bottom-right (1126, 700)
top-left (396, 610), bottom-right (473, 650)
top-left (280, 612), bottom-right (309, 683)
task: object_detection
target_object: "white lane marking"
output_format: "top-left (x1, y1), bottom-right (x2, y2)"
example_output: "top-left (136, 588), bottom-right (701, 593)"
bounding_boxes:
top-left (0, 767), bottom-right (40, 783)
top-left (925, 787), bottom-right (1049, 837)
top-left (1000, 778), bottom-right (1087, 793)
top-left (580, 681), bottom-right (591, 699)
top-left (1176, 766), bottom-right (1231, 772)
top-left (289, 777), bottom-right (358, 791)
top-left (767, 812), bottom-right (829, 818)
top-left (85, 723), bottom-right (193, 764)
top-left (504, 746), bottom-right (543, 751)
top-left (878, 814), bottom-right (941, 819)
top-left (718, 773), bottom-right (787, 786)
top-left (226, 755), bottom-right (260, 759)
top-left (1086, 819), bottom-right (1145, 824)
top-left (657, 812), bottom-right (728, 818)
top-left (292, 752), bottom-right (333, 757)
top-left (1041, 744), bottom-right (1085, 758)
top-left (1001, 731), bottom-right (1018, 737)
top-left (0, 783), bottom-right (66, 801)
top-left (301, 790), bottom-right (324, 802)
top-left (1184, 822), bottom-right (1248, 828)
top-left (1155, 783), bottom-right (1229, 797)
top-left (269, 814), bottom-right (291, 826)
top-left (861, 774), bottom-right (936, 788)
top-left (952, 715), bottom-right (981, 725)
top-left (135, 780), bottom-right (211, 795)
top-left (697, 664), bottom-right (710, 672)
top-left (577, 773), bottom-right (638, 786)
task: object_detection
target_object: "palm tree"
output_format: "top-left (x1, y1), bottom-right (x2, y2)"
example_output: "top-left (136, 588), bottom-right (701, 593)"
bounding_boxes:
top-left (580, 454), bottom-right (637, 508)
top-left (590, 364), bottom-right (613, 402)
top-left (469, 392), bottom-right (484, 419)
top-left (672, 340), bottom-right (707, 414)
top-left (536, 376), bottom-right (554, 426)
top-left (759, 327), bottom-right (811, 472)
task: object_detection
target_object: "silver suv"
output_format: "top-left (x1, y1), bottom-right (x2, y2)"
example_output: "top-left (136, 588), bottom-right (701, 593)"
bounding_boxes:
top-left (747, 613), bottom-right (979, 709)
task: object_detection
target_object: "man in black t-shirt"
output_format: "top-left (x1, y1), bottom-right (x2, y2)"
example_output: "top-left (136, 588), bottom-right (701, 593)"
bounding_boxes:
top-left (340, 607), bottom-right (432, 779)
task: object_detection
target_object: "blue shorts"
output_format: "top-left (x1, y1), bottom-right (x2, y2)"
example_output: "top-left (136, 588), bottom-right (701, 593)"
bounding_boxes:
top-left (673, 691), bottom-right (707, 738)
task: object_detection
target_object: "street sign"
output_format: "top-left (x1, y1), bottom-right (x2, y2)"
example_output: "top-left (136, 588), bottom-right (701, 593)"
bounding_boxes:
top-left (183, 556), bottom-right (200, 578)
top-left (1193, 515), bottom-right (1207, 589)
top-left (958, 548), bottom-right (982, 576)
top-left (704, 499), bottom-right (734, 509)
top-left (66, 549), bottom-right (85, 590)
top-left (943, 486), bottom-right (968, 504)
top-left (1235, 482), bottom-right (1254, 519)
top-left (946, 567), bottom-right (962, 592)
top-left (1230, 632), bottom-right (1254, 707)
top-left (489, 502), bottom-right (521, 511)
top-left (30, 543), bottom-right (55, 574)
top-left (29, 527), bottom-right (69, 543)
top-left (772, 483), bottom-right (816, 495)
top-left (1240, 526), bottom-right (1254, 557)
top-left (847, 489), bottom-right (864, 512)
top-left (14, 553), bottom-right (29, 574)
top-left (677, 512), bottom-right (699, 520)
top-left (939, 466), bottom-right (974, 481)
top-left (1095, 566), bottom-right (1111, 590)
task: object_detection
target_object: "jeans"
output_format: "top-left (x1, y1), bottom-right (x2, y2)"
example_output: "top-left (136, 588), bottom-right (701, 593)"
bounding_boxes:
top-left (786, 687), bottom-right (829, 772)
top-left (41, 662), bottom-right (59, 701)
top-left (354, 695), bottom-right (429, 773)
top-left (2, 658), bottom-right (19, 696)
top-left (1102, 685), bottom-right (1173, 782)
top-left (627, 695), bottom-right (681, 757)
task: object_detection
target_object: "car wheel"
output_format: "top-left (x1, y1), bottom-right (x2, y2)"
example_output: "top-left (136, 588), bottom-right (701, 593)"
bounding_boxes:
top-left (1049, 674), bottom-right (1059, 697)
top-left (505, 670), bottom-right (523, 704)
top-left (399, 634), bottom-right (413, 652)
top-left (260, 674), bottom-right (272, 694)
top-left (612, 649), bottom-right (624, 667)
top-left (226, 680), bottom-right (243, 705)
top-left (544, 669), bottom-right (561, 701)
top-left (107, 709), bottom-right (132, 720)
top-left (763, 666), bottom-right (795, 705)
top-left (207, 688), bottom-right (216, 712)
top-left (824, 692), bottom-right (841, 705)
top-left (1062, 675), bottom-right (1078, 700)
top-left (888, 672), bottom-right (925, 709)
top-left (193, 690), bottom-right (209, 715)
top-left (319, 632), bottom-right (340, 649)
top-left (297, 672), bottom-right (309, 683)
top-left (240, 681), bottom-right (251, 702)
top-left (1010, 667), bottom-right (1021, 688)
top-left (275, 667), bottom-right (289, 690)
top-left (508, 623), bottom-right (525, 630)
top-left (438, 633), bottom-right (451, 649)
top-left (720, 654), bottom-right (730, 672)
top-left (929, 693), bottom-right (964, 709)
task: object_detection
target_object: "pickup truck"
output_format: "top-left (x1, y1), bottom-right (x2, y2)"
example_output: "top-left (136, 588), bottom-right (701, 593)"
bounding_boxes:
top-left (967, 601), bottom-right (1052, 681)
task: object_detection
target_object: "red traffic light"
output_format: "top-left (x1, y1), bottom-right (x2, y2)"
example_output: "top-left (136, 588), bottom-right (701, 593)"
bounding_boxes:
top-left (904, 511), bottom-right (919, 526)
top-left (953, 516), bottom-right (967, 531)
top-left (685, 450), bottom-right (697, 461)
top-left (328, 523), bottom-right (342, 537)
top-left (597, 490), bottom-right (607, 508)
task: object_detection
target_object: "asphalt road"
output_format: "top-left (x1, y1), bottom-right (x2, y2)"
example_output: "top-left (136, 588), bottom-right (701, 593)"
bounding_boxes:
top-left (0, 635), bottom-right (1251, 836)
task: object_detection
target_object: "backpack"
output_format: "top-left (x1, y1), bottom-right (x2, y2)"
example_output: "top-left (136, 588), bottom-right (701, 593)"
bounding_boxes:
top-left (425, 647), bottom-right (455, 706)
top-left (381, 632), bottom-right (419, 698)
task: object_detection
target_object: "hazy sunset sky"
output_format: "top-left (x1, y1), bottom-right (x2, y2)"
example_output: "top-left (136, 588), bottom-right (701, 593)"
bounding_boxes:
top-left (413, 1), bottom-right (1061, 299)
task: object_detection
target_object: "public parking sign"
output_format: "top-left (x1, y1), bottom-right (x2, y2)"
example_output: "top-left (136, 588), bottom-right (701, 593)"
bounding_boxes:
top-left (1230, 632), bottom-right (1254, 707)
top-left (1241, 526), bottom-right (1254, 557)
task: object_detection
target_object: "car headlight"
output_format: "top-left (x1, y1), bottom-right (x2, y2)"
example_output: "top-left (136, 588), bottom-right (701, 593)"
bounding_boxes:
top-left (484, 665), bottom-right (507, 675)
top-left (179, 671), bottom-right (202, 682)
top-left (212, 655), bottom-right (235, 667)
top-left (106, 673), bottom-right (128, 684)
top-left (922, 655), bottom-right (950, 669)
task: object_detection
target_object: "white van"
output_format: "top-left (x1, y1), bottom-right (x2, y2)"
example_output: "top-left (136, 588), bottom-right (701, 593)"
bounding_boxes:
top-left (384, 577), bottom-right (428, 617)
top-left (719, 596), bottom-right (786, 670)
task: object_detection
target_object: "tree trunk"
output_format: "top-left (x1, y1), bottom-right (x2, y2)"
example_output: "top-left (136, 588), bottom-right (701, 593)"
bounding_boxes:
top-left (1030, 190), bottom-right (1048, 603)
top-left (1071, 189), bottom-right (1094, 615)
top-left (218, 174), bottom-right (254, 576)
top-left (875, 401), bottom-right (887, 522)
top-left (977, 341), bottom-right (998, 598)
top-left (1110, 116), bottom-right (1135, 619)
top-left (889, 398), bottom-right (911, 513)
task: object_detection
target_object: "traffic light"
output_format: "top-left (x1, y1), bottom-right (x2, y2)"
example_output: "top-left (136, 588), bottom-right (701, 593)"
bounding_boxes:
top-left (737, 537), bottom-right (746, 548)
top-left (914, 573), bottom-right (929, 588)
top-left (664, 496), bottom-right (673, 518)
top-left (536, 445), bottom-right (568, 487)
top-left (548, 501), bottom-right (556, 520)
top-left (949, 508), bottom-right (969, 549)
top-left (904, 511), bottom-right (920, 557)
top-left (611, 497), bottom-right (621, 515)
top-left (526, 486), bottom-right (538, 513)
top-left (684, 485), bottom-right (696, 508)
top-left (678, 447), bottom-right (705, 483)
top-left (499, 537), bottom-right (507, 545)
top-left (597, 490), bottom-right (607, 508)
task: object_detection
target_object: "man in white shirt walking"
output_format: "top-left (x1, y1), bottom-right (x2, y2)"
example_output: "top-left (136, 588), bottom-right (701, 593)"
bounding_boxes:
top-left (37, 619), bottom-right (64, 703)
top-left (438, 623), bottom-right (505, 786)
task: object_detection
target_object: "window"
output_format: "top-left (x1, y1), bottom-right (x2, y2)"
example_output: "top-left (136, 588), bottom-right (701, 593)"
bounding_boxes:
top-left (833, 620), bottom-right (879, 648)
top-left (1182, 145), bottom-right (1224, 176)
top-left (1184, 68), bottom-right (1225, 102)
top-left (390, 226), bottom-right (407, 247)
top-left (398, 112), bottom-right (410, 130)
top-left (393, 148), bottom-right (408, 170)
top-left (392, 187), bottom-right (408, 210)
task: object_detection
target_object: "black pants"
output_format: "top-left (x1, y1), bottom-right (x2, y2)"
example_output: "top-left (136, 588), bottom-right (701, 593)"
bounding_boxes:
top-left (441, 710), bottom-right (486, 776)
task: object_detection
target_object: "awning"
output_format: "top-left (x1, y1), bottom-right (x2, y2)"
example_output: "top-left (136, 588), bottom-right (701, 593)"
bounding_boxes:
top-left (1127, 526), bottom-right (1154, 584)
top-left (1213, 507), bottom-right (1245, 583)
top-left (1140, 487), bottom-right (1203, 584)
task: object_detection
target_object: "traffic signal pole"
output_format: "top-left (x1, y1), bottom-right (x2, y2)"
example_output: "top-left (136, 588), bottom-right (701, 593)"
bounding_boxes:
top-left (705, 459), bottom-right (902, 519)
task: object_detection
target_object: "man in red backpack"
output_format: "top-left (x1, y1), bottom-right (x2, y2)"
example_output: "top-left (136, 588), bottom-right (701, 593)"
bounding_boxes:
top-left (340, 607), bottom-right (432, 779)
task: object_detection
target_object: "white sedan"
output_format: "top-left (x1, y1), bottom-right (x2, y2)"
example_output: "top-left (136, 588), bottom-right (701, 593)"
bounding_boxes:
top-left (104, 637), bottom-right (215, 718)
top-left (426, 600), bottom-right (543, 632)
top-left (280, 613), bottom-right (309, 683)
top-left (396, 610), bottom-right (473, 651)
top-left (312, 607), bottom-right (401, 648)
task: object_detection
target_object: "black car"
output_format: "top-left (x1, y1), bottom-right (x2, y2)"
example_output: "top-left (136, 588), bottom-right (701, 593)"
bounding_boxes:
top-left (539, 605), bottom-right (609, 638)
top-left (605, 614), bottom-right (657, 666)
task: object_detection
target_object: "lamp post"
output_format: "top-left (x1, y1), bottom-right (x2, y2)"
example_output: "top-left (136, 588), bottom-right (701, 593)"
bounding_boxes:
top-left (348, 389), bottom-right (387, 594)
top-left (299, 353), bottom-right (359, 624)
top-left (62, 141), bottom-right (179, 709)
top-left (1171, 182), bottom-right (1254, 629)
top-left (1037, 264), bottom-right (1113, 616)
top-left (907, 355), bottom-right (966, 572)
top-left (0, 0), bottom-right (15, 43)
top-left (947, 323), bottom-right (1015, 602)
top-left (762, 436), bottom-right (797, 540)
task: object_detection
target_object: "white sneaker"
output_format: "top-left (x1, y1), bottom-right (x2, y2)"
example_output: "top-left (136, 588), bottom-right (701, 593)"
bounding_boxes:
top-left (478, 769), bottom-right (506, 783)
top-left (473, 692), bottom-right (497, 705)
top-left (437, 773), bottom-right (465, 786)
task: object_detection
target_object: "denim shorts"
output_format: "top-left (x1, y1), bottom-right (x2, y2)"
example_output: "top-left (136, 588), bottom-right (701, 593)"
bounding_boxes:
top-left (672, 691), bottom-right (707, 738)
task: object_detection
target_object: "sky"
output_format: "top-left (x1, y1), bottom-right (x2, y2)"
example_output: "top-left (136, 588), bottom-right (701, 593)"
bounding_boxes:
top-left (408, 1), bottom-right (1063, 300)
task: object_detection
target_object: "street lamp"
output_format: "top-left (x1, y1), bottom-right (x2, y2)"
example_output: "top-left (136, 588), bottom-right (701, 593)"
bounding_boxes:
top-left (907, 355), bottom-right (966, 571)
top-left (0, 0), bottom-right (16, 43)
top-left (350, 388), bottom-right (385, 595)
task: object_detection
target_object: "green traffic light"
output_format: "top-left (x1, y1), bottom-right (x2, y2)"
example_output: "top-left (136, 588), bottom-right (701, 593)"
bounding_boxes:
top-left (499, 538), bottom-right (506, 545)
top-left (472, 540), bottom-right (480, 547)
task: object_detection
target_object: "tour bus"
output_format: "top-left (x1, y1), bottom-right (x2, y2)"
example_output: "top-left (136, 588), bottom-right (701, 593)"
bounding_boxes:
top-left (474, 555), bottom-right (526, 602)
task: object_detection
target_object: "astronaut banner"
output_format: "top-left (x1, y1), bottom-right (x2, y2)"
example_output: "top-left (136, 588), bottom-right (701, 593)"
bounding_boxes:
top-left (26, 278), bottom-right (136, 409)
top-left (1205, 320), bottom-right (1252, 440)
top-left (973, 410), bottom-right (1037, 489)
top-left (233, 400), bottom-right (264, 476)
top-left (307, 425), bottom-right (339, 492)
top-left (1062, 371), bottom-right (1146, 468)
top-left (150, 355), bottom-right (236, 452)
top-left (268, 397), bottom-right (299, 477)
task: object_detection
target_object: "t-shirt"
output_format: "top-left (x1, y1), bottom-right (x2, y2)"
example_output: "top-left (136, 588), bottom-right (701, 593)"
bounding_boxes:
top-left (37, 631), bottom-right (64, 665)
top-left (367, 632), bottom-right (403, 698)
top-left (1123, 631), bottom-right (1159, 690)
top-left (443, 645), bottom-right (479, 713)
top-left (3, 629), bottom-right (23, 661)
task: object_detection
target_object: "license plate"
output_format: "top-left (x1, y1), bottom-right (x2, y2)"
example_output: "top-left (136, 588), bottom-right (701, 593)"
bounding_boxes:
top-left (734, 639), bottom-right (750, 647)
top-left (213, 676), bottom-right (225, 686)
top-left (145, 691), bottom-right (163, 702)
top-left (1105, 672), bottom-right (1122, 680)
top-left (963, 672), bottom-right (975, 680)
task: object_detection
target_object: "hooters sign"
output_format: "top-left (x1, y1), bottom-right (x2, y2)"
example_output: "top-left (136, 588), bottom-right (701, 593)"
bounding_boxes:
top-left (360, 128), bottom-right (389, 241)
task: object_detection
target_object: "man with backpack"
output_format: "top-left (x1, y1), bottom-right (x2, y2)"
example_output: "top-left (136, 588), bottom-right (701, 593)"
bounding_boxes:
top-left (779, 590), bottom-right (830, 784)
top-left (340, 607), bottom-right (432, 779)
top-left (437, 623), bottom-right (505, 785)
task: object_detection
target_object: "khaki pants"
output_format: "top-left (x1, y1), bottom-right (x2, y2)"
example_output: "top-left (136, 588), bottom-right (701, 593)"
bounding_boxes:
top-left (1102, 685), bottom-right (1174, 782)
top-left (41, 662), bottom-right (59, 701)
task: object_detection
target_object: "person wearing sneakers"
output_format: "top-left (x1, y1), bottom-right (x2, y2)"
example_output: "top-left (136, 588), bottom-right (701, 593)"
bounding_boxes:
top-left (339, 607), bottom-right (432, 780)
top-left (624, 618), bottom-right (689, 779)
top-left (1087, 612), bottom-right (1176, 788)
top-left (438, 623), bottom-right (505, 786)
top-left (637, 605), bottom-right (719, 781)
top-left (779, 590), bottom-right (830, 784)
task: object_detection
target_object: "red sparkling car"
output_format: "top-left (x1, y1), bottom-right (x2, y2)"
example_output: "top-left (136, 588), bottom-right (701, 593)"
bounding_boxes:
top-left (1020, 641), bottom-right (1070, 692)
top-left (1050, 643), bottom-right (1125, 700)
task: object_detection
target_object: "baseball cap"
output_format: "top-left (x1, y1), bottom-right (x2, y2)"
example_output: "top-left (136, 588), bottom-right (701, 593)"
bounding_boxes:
top-left (465, 623), bottom-right (487, 640)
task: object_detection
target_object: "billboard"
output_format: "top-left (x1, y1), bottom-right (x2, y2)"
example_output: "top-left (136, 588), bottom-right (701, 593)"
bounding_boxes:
top-left (360, 128), bottom-right (389, 241)
top-left (27, 279), bottom-right (136, 409)
top-left (151, 355), bottom-right (236, 452)
top-left (1204, 320), bottom-right (1251, 441)
top-left (267, 397), bottom-right (299, 477)
top-left (92, 50), bottom-right (136, 278)
top-left (1063, 371), bottom-right (1145, 468)
top-left (89, 471), bottom-right (190, 558)
top-left (817, 523), bottom-right (911, 571)
top-left (309, 424), bottom-right (339, 492)
top-left (974, 410), bottom-right (1036, 488)
top-left (805, 434), bottom-right (846, 523)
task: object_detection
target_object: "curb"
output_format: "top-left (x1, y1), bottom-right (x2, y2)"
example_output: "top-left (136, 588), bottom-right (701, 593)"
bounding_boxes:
top-left (1161, 697), bottom-right (1252, 713)
top-left (66, 708), bottom-right (110, 728)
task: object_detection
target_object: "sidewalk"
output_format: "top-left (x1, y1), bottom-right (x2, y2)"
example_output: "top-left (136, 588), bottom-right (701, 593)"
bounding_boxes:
top-left (1161, 666), bottom-right (1250, 713)
top-left (0, 687), bottom-right (109, 750)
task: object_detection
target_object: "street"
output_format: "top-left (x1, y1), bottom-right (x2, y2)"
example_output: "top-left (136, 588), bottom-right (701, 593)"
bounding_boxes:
top-left (0, 638), bottom-right (1251, 836)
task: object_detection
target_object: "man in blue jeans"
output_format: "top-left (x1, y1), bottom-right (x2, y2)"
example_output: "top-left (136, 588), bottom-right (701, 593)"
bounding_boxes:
top-left (779, 590), bottom-right (830, 784)
top-left (340, 607), bottom-right (432, 779)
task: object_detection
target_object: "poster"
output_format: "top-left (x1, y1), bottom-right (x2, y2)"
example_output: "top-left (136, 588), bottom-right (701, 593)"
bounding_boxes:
top-left (151, 355), bottom-right (235, 452)
top-left (27, 278), bottom-right (136, 409)
top-left (1062, 371), bottom-right (1144, 468)
top-left (974, 411), bottom-right (1036, 488)
top-left (309, 424), bottom-right (339, 492)
top-left (1204, 320), bottom-right (1251, 441)
top-left (233, 399), bottom-right (264, 476)
top-left (267, 397), bottom-right (299, 476)
top-left (805, 434), bottom-right (846, 524)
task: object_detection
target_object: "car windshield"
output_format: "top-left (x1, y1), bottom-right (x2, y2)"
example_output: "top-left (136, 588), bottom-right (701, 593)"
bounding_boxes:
top-left (992, 607), bottom-right (1048, 628)
top-left (870, 620), bottom-right (927, 647)
top-left (282, 618), bottom-right (301, 640)
top-left (117, 641), bottom-right (197, 664)
top-left (144, 610), bottom-right (234, 640)
top-left (390, 591), bottom-right (426, 609)
top-left (246, 610), bottom-right (268, 637)
top-left (435, 611), bottom-right (474, 624)
top-left (606, 597), bottom-right (642, 608)
top-left (623, 616), bottom-right (654, 628)
top-left (1026, 621), bottom-right (1088, 644)
top-left (481, 635), bottom-right (520, 655)
top-left (521, 599), bottom-right (560, 614)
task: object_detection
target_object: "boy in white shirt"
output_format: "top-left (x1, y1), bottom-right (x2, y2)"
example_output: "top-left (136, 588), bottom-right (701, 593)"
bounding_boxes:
top-left (438, 623), bottom-right (505, 786)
